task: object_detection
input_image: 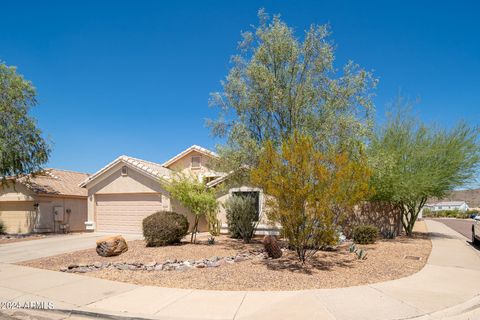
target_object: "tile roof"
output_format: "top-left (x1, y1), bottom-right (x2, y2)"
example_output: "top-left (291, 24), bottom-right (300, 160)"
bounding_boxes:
top-left (162, 145), bottom-right (218, 167)
top-left (18, 169), bottom-right (89, 197)
top-left (79, 155), bottom-right (172, 187)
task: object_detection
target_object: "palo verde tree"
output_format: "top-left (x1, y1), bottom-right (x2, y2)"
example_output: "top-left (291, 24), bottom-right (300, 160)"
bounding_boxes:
top-left (251, 132), bottom-right (371, 262)
top-left (208, 10), bottom-right (377, 183)
top-left (163, 174), bottom-right (219, 243)
top-left (369, 103), bottom-right (480, 236)
top-left (0, 62), bottom-right (50, 180)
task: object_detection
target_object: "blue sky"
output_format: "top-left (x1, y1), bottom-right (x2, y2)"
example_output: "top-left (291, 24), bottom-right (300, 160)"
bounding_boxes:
top-left (1, 1), bottom-right (479, 174)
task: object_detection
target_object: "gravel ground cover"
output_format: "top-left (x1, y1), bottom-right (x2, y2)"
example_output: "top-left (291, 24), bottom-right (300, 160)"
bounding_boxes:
top-left (20, 221), bottom-right (431, 291)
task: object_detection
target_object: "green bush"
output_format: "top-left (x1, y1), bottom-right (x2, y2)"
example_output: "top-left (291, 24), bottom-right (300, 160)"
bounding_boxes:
top-left (0, 220), bottom-right (5, 234)
top-left (423, 209), bottom-right (472, 219)
top-left (142, 211), bottom-right (189, 247)
top-left (225, 195), bottom-right (258, 243)
top-left (352, 224), bottom-right (379, 244)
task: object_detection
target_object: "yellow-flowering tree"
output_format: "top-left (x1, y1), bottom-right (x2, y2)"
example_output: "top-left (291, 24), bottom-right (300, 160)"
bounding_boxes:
top-left (251, 132), bottom-right (371, 262)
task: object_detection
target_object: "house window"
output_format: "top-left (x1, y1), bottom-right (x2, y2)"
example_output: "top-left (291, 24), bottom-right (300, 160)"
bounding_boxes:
top-left (121, 166), bottom-right (128, 176)
top-left (191, 156), bottom-right (201, 169)
top-left (232, 191), bottom-right (260, 221)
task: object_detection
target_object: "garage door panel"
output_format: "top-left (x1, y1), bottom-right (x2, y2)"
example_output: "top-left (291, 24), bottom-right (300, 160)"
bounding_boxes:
top-left (95, 194), bottom-right (164, 234)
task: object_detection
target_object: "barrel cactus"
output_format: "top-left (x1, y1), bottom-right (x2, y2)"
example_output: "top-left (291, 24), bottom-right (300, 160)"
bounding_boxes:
top-left (263, 235), bottom-right (282, 259)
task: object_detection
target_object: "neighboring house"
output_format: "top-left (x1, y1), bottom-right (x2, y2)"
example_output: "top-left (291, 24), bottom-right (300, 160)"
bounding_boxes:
top-left (436, 189), bottom-right (480, 210)
top-left (80, 145), bottom-right (272, 234)
top-left (0, 169), bottom-right (89, 234)
top-left (424, 201), bottom-right (470, 212)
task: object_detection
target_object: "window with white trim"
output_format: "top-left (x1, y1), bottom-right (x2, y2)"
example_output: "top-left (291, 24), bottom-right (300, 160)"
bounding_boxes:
top-left (121, 166), bottom-right (128, 176)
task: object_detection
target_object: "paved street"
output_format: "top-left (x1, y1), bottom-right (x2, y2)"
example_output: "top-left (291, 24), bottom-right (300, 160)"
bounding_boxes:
top-left (430, 218), bottom-right (474, 240)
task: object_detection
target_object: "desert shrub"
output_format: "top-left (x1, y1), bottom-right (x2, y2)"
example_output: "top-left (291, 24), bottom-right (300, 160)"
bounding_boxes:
top-left (224, 195), bottom-right (258, 243)
top-left (0, 220), bottom-right (5, 234)
top-left (352, 224), bottom-right (378, 244)
top-left (142, 211), bottom-right (189, 247)
top-left (423, 209), bottom-right (471, 219)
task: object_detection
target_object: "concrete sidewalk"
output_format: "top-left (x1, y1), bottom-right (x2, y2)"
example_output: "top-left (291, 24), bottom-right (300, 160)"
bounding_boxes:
top-left (1, 220), bottom-right (479, 320)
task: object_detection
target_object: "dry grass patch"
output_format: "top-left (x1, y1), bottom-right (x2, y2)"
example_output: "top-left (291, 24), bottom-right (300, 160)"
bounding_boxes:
top-left (20, 221), bottom-right (431, 291)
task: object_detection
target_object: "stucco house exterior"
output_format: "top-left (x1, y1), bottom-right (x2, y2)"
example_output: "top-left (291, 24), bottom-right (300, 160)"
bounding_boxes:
top-left (424, 201), bottom-right (470, 212)
top-left (80, 145), bottom-right (271, 234)
top-left (0, 169), bottom-right (89, 234)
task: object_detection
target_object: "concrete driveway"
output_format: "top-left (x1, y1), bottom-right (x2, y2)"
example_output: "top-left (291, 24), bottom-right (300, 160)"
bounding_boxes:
top-left (0, 233), bottom-right (142, 263)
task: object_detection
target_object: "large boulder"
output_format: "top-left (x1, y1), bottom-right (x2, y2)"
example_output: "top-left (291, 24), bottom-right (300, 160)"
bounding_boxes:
top-left (263, 235), bottom-right (282, 259)
top-left (96, 235), bottom-right (128, 257)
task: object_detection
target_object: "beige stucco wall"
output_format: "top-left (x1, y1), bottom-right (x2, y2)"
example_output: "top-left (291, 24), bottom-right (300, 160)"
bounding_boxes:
top-left (85, 162), bottom-right (207, 233)
top-left (86, 162), bottom-right (169, 224)
top-left (0, 182), bottom-right (87, 234)
top-left (35, 196), bottom-right (87, 232)
top-left (167, 150), bottom-right (218, 179)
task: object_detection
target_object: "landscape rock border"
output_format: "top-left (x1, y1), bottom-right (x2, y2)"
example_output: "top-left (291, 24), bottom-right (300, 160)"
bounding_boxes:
top-left (61, 249), bottom-right (272, 273)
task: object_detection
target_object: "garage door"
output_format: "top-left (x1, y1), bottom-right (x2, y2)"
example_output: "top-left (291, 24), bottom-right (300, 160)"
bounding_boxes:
top-left (0, 202), bottom-right (36, 234)
top-left (95, 194), bottom-right (164, 233)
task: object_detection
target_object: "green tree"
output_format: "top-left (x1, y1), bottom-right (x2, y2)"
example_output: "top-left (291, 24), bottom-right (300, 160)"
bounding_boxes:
top-left (251, 132), bottom-right (371, 262)
top-left (208, 10), bottom-right (377, 183)
top-left (369, 103), bottom-right (480, 236)
top-left (0, 62), bottom-right (50, 181)
top-left (163, 174), bottom-right (219, 243)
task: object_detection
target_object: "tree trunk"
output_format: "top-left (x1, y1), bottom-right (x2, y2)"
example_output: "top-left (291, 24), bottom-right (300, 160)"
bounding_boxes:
top-left (190, 215), bottom-right (199, 243)
top-left (400, 197), bottom-right (427, 237)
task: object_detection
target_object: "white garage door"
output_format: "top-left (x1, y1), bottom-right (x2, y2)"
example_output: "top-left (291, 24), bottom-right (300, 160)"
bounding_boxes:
top-left (95, 194), bottom-right (164, 233)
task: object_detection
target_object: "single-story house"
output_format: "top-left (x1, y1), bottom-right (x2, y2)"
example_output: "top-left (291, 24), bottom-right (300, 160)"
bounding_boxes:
top-left (0, 169), bottom-right (89, 234)
top-left (79, 145), bottom-right (272, 234)
top-left (424, 201), bottom-right (470, 212)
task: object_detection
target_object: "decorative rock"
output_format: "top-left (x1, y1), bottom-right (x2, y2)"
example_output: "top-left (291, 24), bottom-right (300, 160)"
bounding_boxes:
top-left (207, 261), bottom-right (221, 268)
top-left (95, 235), bottom-right (128, 257)
top-left (75, 267), bottom-right (90, 273)
top-left (176, 265), bottom-right (190, 272)
top-left (233, 256), bottom-right (245, 263)
top-left (62, 249), bottom-right (269, 274)
top-left (117, 264), bottom-right (130, 270)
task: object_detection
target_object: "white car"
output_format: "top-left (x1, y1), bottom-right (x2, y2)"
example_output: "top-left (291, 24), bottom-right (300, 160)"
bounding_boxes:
top-left (473, 216), bottom-right (480, 245)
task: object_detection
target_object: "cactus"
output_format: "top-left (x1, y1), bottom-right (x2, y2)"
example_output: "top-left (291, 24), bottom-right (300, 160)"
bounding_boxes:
top-left (349, 243), bottom-right (356, 253)
top-left (349, 242), bottom-right (367, 260)
top-left (207, 216), bottom-right (221, 237)
top-left (355, 248), bottom-right (368, 260)
top-left (263, 235), bottom-right (283, 259)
